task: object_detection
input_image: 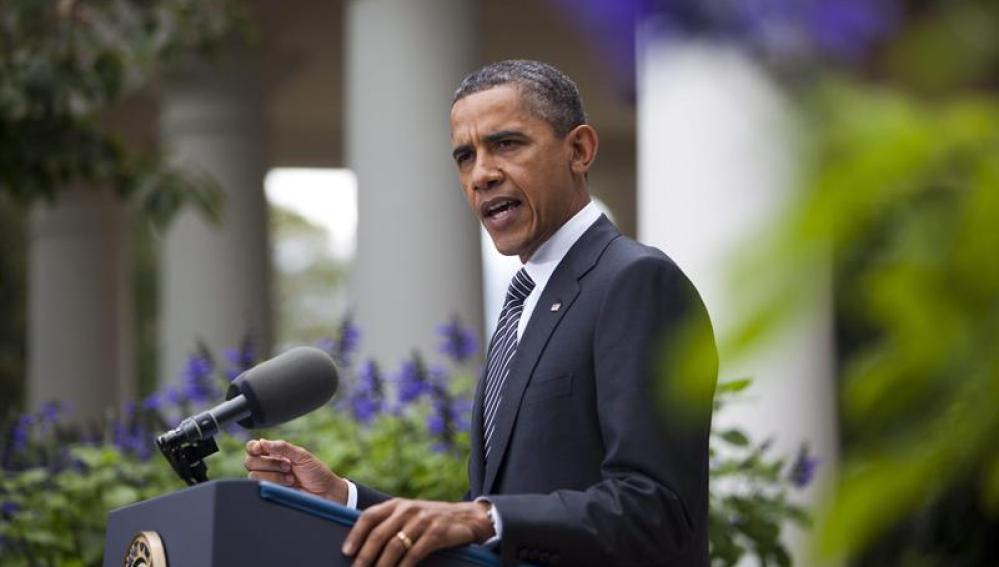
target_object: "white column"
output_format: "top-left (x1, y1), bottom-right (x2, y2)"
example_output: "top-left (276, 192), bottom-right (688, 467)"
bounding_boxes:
top-left (346, 0), bottom-right (483, 366)
top-left (637, 39), bottom-right (839, 564)
top-left (27, 186), bottom-right (133, 422)
top-left (159, 58), bottom-right (272, 387)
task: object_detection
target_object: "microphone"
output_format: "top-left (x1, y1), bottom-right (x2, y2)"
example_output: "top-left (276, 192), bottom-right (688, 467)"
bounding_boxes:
top-left (156, 346), bottom-right (338, 484)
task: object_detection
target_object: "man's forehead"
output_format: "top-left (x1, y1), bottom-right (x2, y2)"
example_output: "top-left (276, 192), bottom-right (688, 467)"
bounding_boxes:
top-left (450, 85), bottom-right (532, 143)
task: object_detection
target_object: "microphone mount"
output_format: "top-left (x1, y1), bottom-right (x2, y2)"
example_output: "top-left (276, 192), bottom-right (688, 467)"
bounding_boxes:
top-left (157, 434), bottom-right (219, 485)
top-left (156, 395), bottom-right (251, 485)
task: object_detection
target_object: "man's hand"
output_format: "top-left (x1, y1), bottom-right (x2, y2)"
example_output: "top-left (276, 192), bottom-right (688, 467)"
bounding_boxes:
top-left (342, 498), bottom-right (494, 567)
top-left (243, 438), bottom-right (348, 505)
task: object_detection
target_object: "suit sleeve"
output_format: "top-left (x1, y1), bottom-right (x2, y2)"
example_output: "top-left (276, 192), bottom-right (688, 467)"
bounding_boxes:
top-left (355, 482), bottom-right (393, 509)
top-left (487, 256), bottom-right (717, 566)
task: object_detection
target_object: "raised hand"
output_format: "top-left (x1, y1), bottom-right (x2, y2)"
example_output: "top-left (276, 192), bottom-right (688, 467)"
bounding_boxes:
top-left (244, 438), bottom-right (348, 505)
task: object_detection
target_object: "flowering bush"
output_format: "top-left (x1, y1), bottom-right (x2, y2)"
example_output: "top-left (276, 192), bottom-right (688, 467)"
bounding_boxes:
top-left (0, 318), bottom-right (813, 566)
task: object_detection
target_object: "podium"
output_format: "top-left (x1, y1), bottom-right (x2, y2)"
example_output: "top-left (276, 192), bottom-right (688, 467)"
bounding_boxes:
top-left (103, 480), bottom-right (500, 567)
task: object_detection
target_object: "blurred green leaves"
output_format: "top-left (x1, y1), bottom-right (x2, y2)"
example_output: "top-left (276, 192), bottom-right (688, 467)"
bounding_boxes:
top-left (728, 75), bottom-right (999, 562)
top-left (0, 0), bottom-right (245, 228)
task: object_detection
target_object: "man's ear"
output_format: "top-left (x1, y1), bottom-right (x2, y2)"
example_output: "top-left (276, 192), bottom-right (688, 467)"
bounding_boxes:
top-left (567, 124), bottom-right (599, 175)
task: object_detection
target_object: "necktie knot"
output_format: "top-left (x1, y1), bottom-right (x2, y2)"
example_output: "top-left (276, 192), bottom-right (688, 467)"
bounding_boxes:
top-left (506, 268), bottom-right (535, 304)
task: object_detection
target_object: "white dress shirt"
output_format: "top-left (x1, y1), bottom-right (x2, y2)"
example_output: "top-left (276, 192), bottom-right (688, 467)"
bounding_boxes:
top-left (518, 201), bottom-right (602, 340)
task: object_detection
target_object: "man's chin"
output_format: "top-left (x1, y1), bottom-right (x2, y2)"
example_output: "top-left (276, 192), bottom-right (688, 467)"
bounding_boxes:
top-left (488, 237), bottom-right (522, 258)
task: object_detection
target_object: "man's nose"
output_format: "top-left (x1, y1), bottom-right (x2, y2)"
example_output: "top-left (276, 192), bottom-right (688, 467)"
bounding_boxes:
top-left (472, 156), bottom-right (502, 192)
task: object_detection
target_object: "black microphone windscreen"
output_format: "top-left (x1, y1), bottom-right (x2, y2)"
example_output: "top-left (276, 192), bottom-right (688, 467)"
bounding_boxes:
top-left (226, 346), bottom-right (338, 428)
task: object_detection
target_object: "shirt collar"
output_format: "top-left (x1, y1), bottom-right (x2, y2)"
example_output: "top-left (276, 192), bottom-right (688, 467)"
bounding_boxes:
top-left (523, 200), bottom-right (602, 293)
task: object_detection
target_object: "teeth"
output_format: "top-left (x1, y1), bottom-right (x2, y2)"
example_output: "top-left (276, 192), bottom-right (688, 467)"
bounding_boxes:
top-left (486, 200), bottom-right (516, 216)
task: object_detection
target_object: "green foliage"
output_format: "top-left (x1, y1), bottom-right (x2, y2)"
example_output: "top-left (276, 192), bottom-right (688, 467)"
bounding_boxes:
top-left (1, 340), bottom-right (811, 566)
top-left (811, 80), bottom-right (999, 562)
top-left (0, 446), bottom-right (182, 567)
top-left (727, 76), bottom-right (999, 563)
top-left (708, 379), bottom-right (812, 567)
top-left (268, 410), bottom-right (469, 502)
top-left (0, 0), bottom-right (246, 227)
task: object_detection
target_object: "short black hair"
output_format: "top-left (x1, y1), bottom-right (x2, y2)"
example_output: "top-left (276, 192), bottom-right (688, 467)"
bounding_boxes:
top-left (452, 60), bottom-right (588, 137)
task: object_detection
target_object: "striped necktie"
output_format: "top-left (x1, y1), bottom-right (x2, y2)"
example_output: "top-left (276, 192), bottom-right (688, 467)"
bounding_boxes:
top-left (482, 267), bottom-right (535, 461)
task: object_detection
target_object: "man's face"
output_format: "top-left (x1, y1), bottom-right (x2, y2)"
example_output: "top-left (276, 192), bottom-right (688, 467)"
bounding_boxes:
top-left (450, 85), bottom-right (588, 262)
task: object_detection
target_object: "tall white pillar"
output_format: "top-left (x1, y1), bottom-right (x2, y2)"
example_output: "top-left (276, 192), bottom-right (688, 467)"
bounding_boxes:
top-left (27, 186), bottom-right (133, 422)
top-left (346, 0), bottom-right (484, 366)
top-left (158, 57), bottom-right (272, 387)
top-left (637, 39), bottom-right (839, 564)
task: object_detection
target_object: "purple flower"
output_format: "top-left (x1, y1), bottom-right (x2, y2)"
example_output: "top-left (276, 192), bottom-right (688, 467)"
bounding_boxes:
top-left (180, 352), bottom-right (217, 404)
top-left (806, 0), bottom-right (898, 62)
top-left (437, 316), bottom-right (479, 363)
top-left (350, 395), bottom-right (381, 424)
top-left (318, 320), bottom-right (362, 369)
top-left (789, 445), bottom-right (820, 488)
top-left (39, 401), bottom-right (67, 425)
top-left (33, 402), bottom-right (60, 435)
top-left (142, 392), bottom-right (163, 411)
top-left (427, 413), bottom-right (447, 437)
top-left (339, 322), bottom-right (361, 363)
top-left (425, 375), bottom-right (473, 451)
top-left (552, 0), bottom-right (900, 75)
top-left (112, 416), bottom-right (153, 461)
top-left (397, 358), bottom-right (432, 404)
top-left (1, 501), bottom-right (18, 517)
top-left (224, 338), bottom-right (256, 381)
top-left (349, 360), bottom-right (384, 424)
top-left (165, 386), bottom-right (187, 407)
top-left (11, 415), bottom-right (32, 454)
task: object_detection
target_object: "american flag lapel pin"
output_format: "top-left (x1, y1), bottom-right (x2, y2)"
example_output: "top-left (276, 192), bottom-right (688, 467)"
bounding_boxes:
top-left (550, 302), bottom-right (561, 312)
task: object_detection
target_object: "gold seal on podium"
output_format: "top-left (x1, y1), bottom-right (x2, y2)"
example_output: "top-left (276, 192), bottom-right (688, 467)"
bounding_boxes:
top-left (123, 531), bottom-right (167, 567)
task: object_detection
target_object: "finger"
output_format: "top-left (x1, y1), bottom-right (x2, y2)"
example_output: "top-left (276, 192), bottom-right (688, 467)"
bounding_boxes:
top-left (400, 516), bottom-right (476, 567)
top-left (400, 533), bottom-right (438, 567)
top-left (391, 519), bottom-right (431, 567)
top-left (246, 439), bottom-right (263, 456)
top-left (343, 500), bottom-right (397, 557)
top-left (243, 455), bottom-right (291, 473)
top-left (373, 528), bottom-right (412, 567)
top-left (247, 471), bottom-right (296, 485)
top-left (258, 439), bottom-right (311, 464)
top-left (358, 506), bottom-right (414, 567)
top-left (378, 514), bottom-right (425, 567)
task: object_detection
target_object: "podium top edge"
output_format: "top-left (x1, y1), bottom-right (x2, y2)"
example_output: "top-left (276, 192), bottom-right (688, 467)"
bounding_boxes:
top-left (257, 482), bottom-right (503, 567)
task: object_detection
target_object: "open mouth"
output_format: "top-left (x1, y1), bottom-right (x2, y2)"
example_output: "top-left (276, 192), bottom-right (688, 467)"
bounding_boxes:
top-left (482, 198), bottom-right (522, 219)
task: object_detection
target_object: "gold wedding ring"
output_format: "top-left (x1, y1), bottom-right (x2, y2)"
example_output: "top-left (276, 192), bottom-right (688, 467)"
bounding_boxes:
top-left (395, 530), bottom-right (414, 551)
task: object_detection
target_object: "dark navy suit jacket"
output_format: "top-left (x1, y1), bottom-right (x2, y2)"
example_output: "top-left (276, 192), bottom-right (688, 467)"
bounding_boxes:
top-left (359, 216), bottom-right (717, 566)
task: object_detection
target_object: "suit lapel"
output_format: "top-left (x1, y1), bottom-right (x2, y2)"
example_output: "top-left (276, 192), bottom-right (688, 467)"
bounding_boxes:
top-left (481, 215), bottom-right (620, 494)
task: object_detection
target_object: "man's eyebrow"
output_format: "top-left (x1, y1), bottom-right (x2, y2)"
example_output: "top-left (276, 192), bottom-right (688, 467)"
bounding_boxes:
top-left (451, 130), bottom-right (527, 161)
top-left (484, 130), bottom-right (526, 144)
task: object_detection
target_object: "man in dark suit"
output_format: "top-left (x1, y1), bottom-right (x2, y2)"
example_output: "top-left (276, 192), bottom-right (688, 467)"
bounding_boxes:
top-left (244, 60), bottom-right (717, 567)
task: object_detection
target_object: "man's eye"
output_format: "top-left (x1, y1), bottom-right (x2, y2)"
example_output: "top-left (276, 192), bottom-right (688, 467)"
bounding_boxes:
top-left (496, 139), bottom-right (517, 149)
top-left (455, 152), bottom-right (472, 166)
